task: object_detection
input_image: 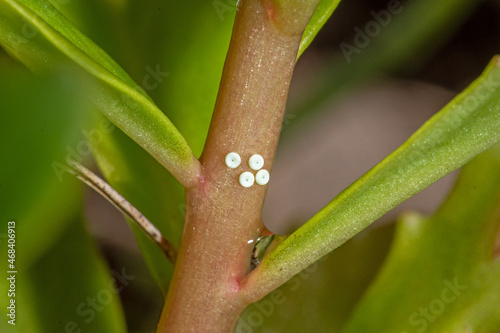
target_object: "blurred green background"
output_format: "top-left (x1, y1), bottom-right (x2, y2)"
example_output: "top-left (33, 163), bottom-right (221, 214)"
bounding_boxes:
top-left (1, 0), bottom-right (499, 332)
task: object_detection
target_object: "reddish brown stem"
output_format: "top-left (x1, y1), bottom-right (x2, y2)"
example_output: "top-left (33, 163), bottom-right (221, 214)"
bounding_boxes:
top-left (156, 0), bottom-right (316, 331)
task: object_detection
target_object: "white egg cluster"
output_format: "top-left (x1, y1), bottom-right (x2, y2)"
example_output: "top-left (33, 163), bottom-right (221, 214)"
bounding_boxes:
top-left (225, 152), bottom-right (270, 188)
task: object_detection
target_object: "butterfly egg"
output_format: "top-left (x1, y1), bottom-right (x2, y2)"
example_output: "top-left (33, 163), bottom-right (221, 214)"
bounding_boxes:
top-left (249, 154), bottom-right (264, 170)
top-left (239, 171), bottom-right (255, 188)
top-left (255, 169), bottom-right (270, 185)
top-left (225, 152), bottom-right (241, 168)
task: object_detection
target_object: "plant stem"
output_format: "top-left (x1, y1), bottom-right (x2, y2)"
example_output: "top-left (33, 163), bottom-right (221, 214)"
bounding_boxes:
top-left (156, 0), bottom-right (319, 331)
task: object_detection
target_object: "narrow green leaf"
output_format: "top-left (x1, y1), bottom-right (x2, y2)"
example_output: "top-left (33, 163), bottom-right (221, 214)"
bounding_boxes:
top-left (244, 56), bottom-right (500, 300)
top-left (237, 223), bottom-right (394, 332)
top-left (298, 0), bottom-right (342, 59)
top-left (0, 0), bottom-right (200, 187)
top-left (343, 144), bottom-right (500, 332)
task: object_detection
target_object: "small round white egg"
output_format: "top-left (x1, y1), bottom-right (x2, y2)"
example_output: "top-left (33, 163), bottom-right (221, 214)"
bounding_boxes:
top-left (225, 152), bottom-right (241, 168)
top-left (255, 169), bottom-right (270, 185)
top-left (249, 154), bottom-right (264, 170)
top-left (239, 171), bottom-right (255, 188)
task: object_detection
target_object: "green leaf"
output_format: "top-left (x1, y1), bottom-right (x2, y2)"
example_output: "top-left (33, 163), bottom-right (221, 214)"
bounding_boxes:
top-left (298, 0), bottom-right (342, 59)
top-left (0, 0), bottom-right (199, 187)
top-left (244, 56), bottom-right (500, 300)
top-left (0, 67), bottom-right (126, 332)
top-left (237, 223), bottom-right (395, 332)
top-left (342, 144), bottom-right (500, 332)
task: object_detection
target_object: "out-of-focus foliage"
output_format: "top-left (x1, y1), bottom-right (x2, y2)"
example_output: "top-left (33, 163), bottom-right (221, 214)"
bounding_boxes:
top-left (343, 144), bottom-right (500, 332)
top-left (0, 0), bottom-right (198, 186)
top-left (288, 0), bottom-right (479, 134)
top-left (0, 68), bottom-right (85, 266)
top-left (0, 68), bottom-right (126, 333)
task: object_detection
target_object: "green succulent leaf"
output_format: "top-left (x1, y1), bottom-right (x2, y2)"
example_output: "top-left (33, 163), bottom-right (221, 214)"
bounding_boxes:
top-left (244, 56), bottom-right (500, 300)
top-left (0, 0), bottom-right (199, 187)
top-left (237, 223), bottom-right (395, 332)
top-left (343, 144), bottom-right (500, 332)
top-left (298, 0), bottom-right (342, 59)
